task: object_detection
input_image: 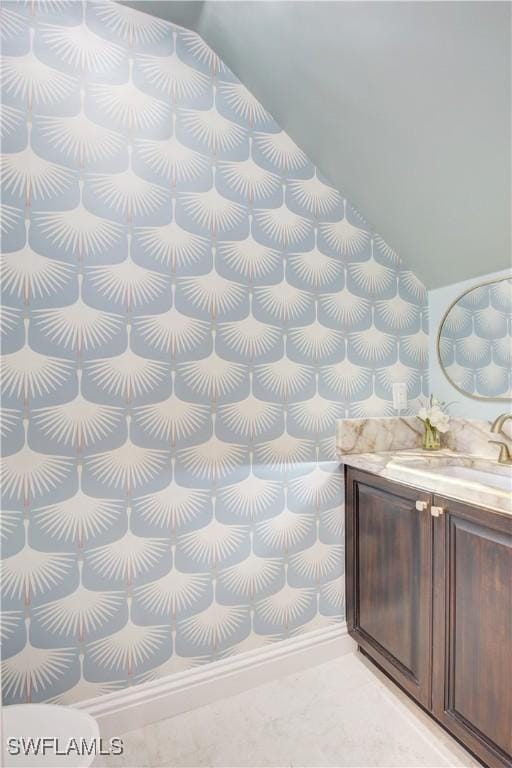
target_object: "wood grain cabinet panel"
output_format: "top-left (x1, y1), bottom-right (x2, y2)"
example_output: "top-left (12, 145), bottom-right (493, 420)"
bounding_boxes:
top-left (345, 467), bottom-right (432, 707)
top-left (432, 496), bottom-right (512, 768)
top-left (345, 467), bottom-right (512, 768)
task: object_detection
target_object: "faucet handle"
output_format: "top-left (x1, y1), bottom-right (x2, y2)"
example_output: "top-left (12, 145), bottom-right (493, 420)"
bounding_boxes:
top-left (488, 440), bottom-right (512, 465)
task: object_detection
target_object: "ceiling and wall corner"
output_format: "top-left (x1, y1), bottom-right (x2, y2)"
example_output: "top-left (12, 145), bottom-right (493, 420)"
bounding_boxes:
top-left (121, 0), bottom-right (512, 289)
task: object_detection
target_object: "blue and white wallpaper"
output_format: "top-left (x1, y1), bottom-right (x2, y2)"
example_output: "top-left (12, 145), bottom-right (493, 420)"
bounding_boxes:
top-left (0, 0), bottom-right (428, 705)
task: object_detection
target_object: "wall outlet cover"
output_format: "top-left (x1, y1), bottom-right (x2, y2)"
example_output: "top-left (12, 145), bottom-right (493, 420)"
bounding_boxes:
top-left (392, 382), bottom-right (408, 410)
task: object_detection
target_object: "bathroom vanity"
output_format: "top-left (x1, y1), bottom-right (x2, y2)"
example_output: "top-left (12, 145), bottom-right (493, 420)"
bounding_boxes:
top-left (343, 453), bottom-right (511, 768)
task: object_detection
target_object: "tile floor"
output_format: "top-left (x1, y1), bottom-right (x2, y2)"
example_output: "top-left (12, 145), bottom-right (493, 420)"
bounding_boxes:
top-left (100, 651), bottom-right (480, 768)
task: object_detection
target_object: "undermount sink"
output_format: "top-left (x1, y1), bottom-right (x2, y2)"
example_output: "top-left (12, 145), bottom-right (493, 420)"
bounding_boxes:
top-left (386, 453), bottom-right (512, 496)
top-left (431, 465), bottom-right (512, 492)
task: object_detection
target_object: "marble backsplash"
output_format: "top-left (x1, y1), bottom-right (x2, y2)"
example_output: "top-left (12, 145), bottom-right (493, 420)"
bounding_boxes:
top-left (336, 417), bottom-right (423, 454)
top-left (336, 415), bottom-right (512, 459)
top-left (445, 417), bottom-right (512, 460)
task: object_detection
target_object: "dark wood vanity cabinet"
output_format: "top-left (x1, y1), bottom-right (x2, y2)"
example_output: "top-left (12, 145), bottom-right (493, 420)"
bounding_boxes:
top-left (432, 496), bottom-right (512, 767)
top-left (345, 469), bottom-right (433, 707)
top-left (345, 467), bottom-right (512, 768)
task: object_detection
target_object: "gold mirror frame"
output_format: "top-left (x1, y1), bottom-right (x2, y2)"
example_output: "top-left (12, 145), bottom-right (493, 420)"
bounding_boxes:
top-left (437, 276), bottom-right (512, 402)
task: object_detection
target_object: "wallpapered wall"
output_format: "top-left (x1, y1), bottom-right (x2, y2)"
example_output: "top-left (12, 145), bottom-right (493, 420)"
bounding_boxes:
top-left (0, 0), bottom-right (428, 705)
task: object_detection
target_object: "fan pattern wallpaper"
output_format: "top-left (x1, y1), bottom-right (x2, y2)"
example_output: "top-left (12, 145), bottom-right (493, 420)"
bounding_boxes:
top-left (0, 0), bottom-right (429, 705)
top-left (439, 278), bottom-right (512, 399)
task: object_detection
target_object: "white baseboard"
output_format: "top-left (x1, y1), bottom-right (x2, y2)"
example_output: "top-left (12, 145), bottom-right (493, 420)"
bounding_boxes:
top-left (76, 623), bottom-right (355, 737)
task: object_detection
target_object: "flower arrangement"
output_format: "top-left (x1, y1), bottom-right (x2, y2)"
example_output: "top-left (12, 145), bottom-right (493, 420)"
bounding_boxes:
top-left (417, 395), bottom-right (451, 450)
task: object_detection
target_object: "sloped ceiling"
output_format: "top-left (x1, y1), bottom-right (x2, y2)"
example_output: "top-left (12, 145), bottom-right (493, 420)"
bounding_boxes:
top-left (122, 1), bottom-right (511, 289)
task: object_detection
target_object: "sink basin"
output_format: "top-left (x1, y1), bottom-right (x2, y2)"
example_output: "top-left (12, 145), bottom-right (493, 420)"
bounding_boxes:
top-left (432, 465), bottom-right (512, 492)
top-left (385, 453), bottom-right (512, 500)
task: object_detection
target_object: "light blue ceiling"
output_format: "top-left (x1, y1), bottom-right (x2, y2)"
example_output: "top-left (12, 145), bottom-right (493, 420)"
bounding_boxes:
top-left (121, 1), bottom-right (511, 289)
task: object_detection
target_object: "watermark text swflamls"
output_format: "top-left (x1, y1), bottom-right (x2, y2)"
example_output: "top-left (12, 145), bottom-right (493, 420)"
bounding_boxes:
top-left (6, 737), bottom-right (124, 758)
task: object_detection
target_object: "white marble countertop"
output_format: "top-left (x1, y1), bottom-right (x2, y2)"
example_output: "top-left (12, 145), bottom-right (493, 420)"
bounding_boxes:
top-left (338, 449), bottom-right (512, 516)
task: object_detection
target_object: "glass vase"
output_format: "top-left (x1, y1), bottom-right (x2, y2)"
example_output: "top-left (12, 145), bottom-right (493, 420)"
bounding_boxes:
top-left (422, 422), bottom-right (441, 451)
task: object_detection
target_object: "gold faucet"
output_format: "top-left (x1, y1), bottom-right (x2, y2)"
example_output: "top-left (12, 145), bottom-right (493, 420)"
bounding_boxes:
top-left (489, 413), bottom-right (512, 464)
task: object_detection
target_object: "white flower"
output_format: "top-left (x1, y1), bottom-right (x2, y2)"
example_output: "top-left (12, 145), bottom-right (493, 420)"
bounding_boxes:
top-left (429, 406), bottom-right (450, 432)
top-left (432, 414), bottom-right (450, 433)
top-left (428, 405), bottom-right (443, 422)
top-left (417, 396), bottom-right (451, 433)
top-left (429, 406), bottom-right (442, 421)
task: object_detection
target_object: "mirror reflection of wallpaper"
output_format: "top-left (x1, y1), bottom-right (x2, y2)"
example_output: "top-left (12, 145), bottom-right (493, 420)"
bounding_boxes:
top-left (0, 0), bottom-right (429, 706)
top-left (439, 279), bottom-right (512, 399)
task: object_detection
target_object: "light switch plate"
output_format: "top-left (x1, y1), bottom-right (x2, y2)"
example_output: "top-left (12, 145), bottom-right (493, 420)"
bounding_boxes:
top-left (392, 382), bottom-right (408, 411)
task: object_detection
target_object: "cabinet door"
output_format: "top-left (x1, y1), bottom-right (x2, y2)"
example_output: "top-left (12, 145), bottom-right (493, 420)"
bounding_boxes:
top-left (432, 496), bottom-right (512, 768)
top-left (345, 467), bottom-right (433, 707)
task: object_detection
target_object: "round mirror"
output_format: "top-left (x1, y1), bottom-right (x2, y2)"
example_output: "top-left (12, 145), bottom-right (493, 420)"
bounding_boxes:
top-left (437, 277), bottom-right (512, 400)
